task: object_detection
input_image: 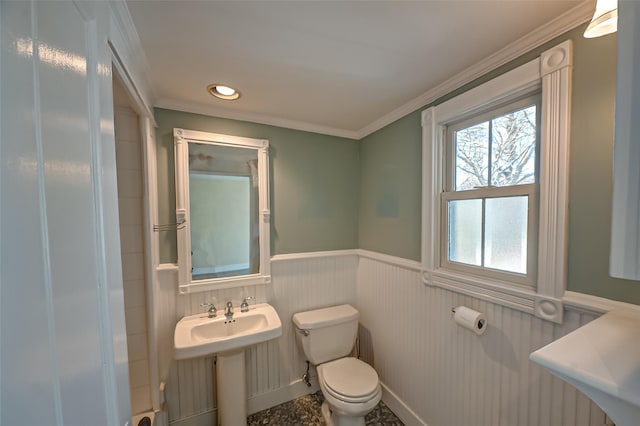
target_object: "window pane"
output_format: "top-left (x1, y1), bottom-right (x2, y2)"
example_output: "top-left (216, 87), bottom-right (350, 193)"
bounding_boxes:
top-left (455, 122), bottom-right (489, 190)
top-left (490, 105), bottom-right (537, 187)
top-left (448, 199), bottom-right (482, 266)
top-left (485, 196), bottom-right (528, 274)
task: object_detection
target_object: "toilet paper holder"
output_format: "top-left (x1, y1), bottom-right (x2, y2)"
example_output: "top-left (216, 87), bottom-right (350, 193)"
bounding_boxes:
top-left (451, 306), bottom-right (487, 335)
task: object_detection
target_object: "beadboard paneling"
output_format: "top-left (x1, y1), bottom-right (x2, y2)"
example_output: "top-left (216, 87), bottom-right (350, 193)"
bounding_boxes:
top-left (160, 252), bottom-right (610, 426)
top-left (164, 253), bottom-right (358, 422)
top-left (357, 256), bottom-right (606, 426)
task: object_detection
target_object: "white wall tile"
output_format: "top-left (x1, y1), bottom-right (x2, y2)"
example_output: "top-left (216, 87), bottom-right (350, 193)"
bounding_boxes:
top-left (117, 170), bottom-right (143, 199)
top-left (118, 197), bottom-right (143, 226)
top-left (130, 385), bottom-right (152, 415)
top-left (125, 306), bottom-right (147, 336)
top-left (122, 253), bottom-right (145, 281)
top-left (114, 108), bottom-right (141, 143)
top-left (115, 139), bottom-right (142, 171)
top-left (124, 279), bottom-right (145, 309)
top-left (115, 105), bottom-right (152, 417)
top-left (127, 333), bottom-right (149, 362)
top-left (129, 359), bottom-right (150, 388)
top-left (120, 224), bottom-right (143, 254)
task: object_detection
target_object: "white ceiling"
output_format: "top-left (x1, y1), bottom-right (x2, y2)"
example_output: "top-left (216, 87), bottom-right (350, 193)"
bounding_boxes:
top-left (127, 0), bottom-right (590, 138)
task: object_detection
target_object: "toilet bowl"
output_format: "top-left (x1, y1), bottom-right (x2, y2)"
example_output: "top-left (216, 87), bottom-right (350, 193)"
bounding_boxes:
top-left (318, 357), bottom-right (382, 426)
top-left (292, 305), bottom-right (381, 426)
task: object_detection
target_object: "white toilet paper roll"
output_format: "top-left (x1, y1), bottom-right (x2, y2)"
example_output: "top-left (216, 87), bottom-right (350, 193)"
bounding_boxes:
top-left (453, 306), bottom-right (487, 335)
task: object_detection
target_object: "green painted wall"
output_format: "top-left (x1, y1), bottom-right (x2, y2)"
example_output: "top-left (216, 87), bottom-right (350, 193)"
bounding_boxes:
top-left (155, 109), bottom-right (359, 263)
top-left (155, 23), bottom-right (639, 303)
top-left (358, 24), bottom-right (640, 304)
top-left (358, 110), bottom-right (422, 260)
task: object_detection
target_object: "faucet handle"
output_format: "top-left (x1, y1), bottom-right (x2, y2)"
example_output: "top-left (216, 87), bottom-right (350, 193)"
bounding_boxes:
top-left (200, 303), bottom-right (217, 318)
top-left (241, 296), bottom-right (255, 312)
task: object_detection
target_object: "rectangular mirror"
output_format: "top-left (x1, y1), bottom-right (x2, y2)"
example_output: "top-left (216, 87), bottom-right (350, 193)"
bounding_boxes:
top-left (174, 128), bottom-right (270, 293)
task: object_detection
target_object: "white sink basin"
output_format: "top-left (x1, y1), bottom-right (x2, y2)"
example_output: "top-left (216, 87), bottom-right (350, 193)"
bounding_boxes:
top-left (174, 303), bottom-right (282, 360)
top-left (530, 309), bottom-right (640, 426)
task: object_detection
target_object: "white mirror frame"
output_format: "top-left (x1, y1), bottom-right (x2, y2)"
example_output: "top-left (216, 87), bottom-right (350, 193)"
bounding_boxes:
top-left (174, 128), bottom-right (271, 293)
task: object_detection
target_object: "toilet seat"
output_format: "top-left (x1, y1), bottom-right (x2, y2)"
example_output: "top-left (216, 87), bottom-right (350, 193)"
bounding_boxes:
top-left (319, 357), bottom-right (380, 403)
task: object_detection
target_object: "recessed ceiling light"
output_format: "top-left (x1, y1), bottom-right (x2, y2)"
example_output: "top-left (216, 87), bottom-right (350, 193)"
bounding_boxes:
top-left (207, 84), bottom-right (241, 100)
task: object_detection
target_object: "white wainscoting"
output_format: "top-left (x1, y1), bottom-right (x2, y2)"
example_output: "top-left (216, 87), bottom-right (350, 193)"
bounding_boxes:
top-left (161, 252), bottom-right (358, 424)
top-left (158, 250), bottom-right (616, 426)
top-left (357, 254), bottom-right (606, 426)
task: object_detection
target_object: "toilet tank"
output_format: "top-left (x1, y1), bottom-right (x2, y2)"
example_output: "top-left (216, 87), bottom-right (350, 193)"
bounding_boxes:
top-left (292, 304), bottom-right (359, 365)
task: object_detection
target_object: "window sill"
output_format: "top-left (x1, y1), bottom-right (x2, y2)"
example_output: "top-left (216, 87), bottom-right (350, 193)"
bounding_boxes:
top-left (424, 268), bottom-right (564, 320)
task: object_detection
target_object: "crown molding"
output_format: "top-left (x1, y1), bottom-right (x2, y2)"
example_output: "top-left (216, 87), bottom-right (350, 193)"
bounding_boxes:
top-left (355, 0), bottom-right (593, 139)
top-left (150, 1), bottom-right (593, 141)
top-left (155, 98), bottom-right (360, 140)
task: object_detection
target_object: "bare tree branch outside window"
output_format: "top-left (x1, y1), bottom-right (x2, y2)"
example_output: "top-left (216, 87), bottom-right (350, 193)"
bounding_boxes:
top-left (455, 105), bottom-right (536, 190)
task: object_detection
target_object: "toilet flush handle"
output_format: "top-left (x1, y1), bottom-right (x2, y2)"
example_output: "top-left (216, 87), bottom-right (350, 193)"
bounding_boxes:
top-left (296, 327), bottom-right (310, 337)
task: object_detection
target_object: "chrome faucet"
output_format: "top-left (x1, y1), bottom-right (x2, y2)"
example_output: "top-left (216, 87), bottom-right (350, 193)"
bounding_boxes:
top-left (241, 296), bottom-right (254, 313)
top-left (200, 303), bottom-right (217, 318)
top-left (225, 301), bottom-right (234, 320)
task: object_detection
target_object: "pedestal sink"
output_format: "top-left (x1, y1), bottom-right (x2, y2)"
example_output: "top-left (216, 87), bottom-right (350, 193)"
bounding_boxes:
top-left (174, 303), bottom-right (282, 425)
top-left (530, 309), bottom-right (640, 426)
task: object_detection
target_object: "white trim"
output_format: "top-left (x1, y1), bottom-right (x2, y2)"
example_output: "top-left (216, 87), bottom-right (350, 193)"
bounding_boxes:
top-left (563, 291), bottom-right (640, 316)
top-left (107, 0), bottom-right (156, 122)
top-left (421, 41), bottom-right (573, 324)
top-left (271, 249), bottom-right (360, 263)
top-left (357, 249), bottom-right (422, 271)
top-left (157, 263), bottom-right (179, 272)
top-left (380, 382), bottom-right (428, 426)
top-left (156, 98), bottom-right (360, 140)
top-left (174, 128), bottom-right (271, 294)
top-left (140, 107), bottom-right (162, 415)
top-left (271, 249), bottom-right (422, 271)
top-left (174, 127), bottom-right (268, 149)
top-left (430, 269), bottom-right (537, 314)
top-left (159, 251), bottom-right (640, 319)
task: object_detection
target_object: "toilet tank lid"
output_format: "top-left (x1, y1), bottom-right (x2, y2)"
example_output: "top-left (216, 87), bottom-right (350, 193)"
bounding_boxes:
top-left (292, 304), bottom-right (359, 330)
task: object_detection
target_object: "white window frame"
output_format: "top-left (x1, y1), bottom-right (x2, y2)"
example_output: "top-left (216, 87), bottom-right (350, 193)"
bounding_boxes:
top-left (421, 41), bottom-right (572, 323)
top-left (442, 94), bottom-right (541, 287)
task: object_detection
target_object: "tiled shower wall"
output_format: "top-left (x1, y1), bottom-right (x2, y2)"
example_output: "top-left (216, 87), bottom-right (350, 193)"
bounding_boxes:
top-left (159, 252), bottom-right (606, 426)
top-left (115, 106), bottom-right (152, 415)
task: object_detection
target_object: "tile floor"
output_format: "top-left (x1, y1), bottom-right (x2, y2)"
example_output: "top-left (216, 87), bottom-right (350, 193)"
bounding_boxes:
top-left (247, 390), bottom-right (404, 425)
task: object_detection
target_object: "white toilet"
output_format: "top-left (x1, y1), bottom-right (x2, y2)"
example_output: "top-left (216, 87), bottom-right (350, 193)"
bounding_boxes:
top-left (293, 304), bottom-right (381, 426)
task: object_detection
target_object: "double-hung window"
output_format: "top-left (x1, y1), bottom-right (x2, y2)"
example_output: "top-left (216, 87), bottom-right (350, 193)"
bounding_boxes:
top-left (422, 41), bottom-right (572, 323)
top-left (442, 95), bottom-right (540, 286)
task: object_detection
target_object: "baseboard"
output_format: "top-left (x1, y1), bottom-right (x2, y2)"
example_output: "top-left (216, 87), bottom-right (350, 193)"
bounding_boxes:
top-left (247, 378), bottom-right (320, 415)
top-left (380, 381), bottom-right (428, 426)
top-left (168, 409), bottom-right (215, 426)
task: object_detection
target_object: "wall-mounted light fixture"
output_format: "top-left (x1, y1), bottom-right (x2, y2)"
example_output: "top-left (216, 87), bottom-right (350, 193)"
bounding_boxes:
top-left (584, 0), bottom-right (618, 38)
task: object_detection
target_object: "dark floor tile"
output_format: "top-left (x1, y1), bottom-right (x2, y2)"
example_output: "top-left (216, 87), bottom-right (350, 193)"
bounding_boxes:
top-left (247, 390), bottom-right (404, 425)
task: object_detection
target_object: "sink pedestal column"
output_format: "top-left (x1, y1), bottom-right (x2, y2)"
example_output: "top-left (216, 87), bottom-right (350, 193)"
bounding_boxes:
top-left (216, 349), bottom-right (246, 426)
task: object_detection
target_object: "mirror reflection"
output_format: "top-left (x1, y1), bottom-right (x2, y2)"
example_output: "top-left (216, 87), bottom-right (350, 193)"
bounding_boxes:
top-left (188, 143), bottom-right (259, 280)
